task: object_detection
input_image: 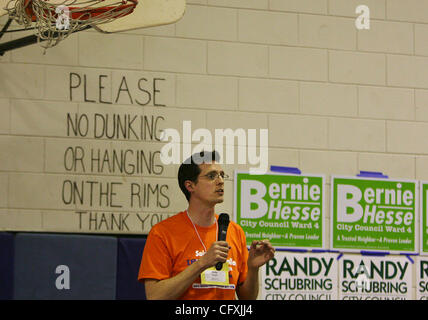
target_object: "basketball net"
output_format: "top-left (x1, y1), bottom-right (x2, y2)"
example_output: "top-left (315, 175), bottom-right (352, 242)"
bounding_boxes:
top-left (5, 0), bottom-right (137, 49)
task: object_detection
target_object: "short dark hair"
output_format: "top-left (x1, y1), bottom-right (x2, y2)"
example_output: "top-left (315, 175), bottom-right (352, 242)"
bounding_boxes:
top-left (178, 150), bottom-right (220, 201)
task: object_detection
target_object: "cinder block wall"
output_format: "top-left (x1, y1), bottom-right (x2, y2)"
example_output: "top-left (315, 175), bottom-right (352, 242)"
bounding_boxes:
top-left (1, 0), bottom-right (428, 298)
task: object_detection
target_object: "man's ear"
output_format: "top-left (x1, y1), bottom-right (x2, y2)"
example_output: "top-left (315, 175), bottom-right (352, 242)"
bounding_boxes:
top-left (184, 180), bottom-right (195, 193)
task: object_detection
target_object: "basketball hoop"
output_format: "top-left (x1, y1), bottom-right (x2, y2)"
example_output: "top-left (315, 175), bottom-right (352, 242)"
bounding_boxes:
top-left (5, 0), bottom-right (138, 49)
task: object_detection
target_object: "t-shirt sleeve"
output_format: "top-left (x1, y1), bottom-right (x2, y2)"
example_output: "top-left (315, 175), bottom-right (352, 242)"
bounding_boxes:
top-left (237, 228), bottom-right (249, 285)
top-left (138, 227), bottom-right (173, 282)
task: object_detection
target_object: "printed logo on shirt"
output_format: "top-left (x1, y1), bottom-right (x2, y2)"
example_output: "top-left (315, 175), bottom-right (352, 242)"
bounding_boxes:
top-left (195, 250), bottom-right (205, 257)
top-left (186, 250), bottom-right (237, 271)
top-left (227, 258), bottom-right (237, 269)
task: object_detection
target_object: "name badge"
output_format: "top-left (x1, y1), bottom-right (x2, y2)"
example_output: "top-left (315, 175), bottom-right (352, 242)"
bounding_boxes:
top-left (201, 262), bottom-right (229, 286)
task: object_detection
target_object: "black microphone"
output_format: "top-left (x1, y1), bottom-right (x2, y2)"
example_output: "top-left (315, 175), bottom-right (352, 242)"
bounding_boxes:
top-left (215, 213), bottom-right (230, 271)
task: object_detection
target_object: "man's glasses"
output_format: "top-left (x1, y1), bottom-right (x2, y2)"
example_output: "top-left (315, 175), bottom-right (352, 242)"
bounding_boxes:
top-left (201, 171), bottom-right (229, 181)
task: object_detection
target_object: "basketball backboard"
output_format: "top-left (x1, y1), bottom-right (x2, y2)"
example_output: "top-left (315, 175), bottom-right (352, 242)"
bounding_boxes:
top-left (0, 0), bottom-right (186, 32)
top-left (95, 0), bottom-right (185, 33)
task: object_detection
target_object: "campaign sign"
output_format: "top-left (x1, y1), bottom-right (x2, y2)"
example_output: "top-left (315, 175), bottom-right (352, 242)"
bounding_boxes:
top-left (234, 171), bottom-right (325, 249)
top-left (261, 252), bottom-right (338, 300)
top-left (416, 256), bottom-right (428, 300)
top-left (338, 255), bottom-right (412, 300)
top-left (421, 182), bottom-right (428, 255)
top-left (331, 176), bottom-right (417, 253)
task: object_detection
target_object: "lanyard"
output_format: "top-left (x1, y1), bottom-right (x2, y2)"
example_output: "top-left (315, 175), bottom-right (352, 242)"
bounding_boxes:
top-left (186, 210), bottom-right (218, 253)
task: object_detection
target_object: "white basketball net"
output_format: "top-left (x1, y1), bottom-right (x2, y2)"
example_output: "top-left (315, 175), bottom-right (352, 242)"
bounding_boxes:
top-left (5, 0), bottom-right (136, 49)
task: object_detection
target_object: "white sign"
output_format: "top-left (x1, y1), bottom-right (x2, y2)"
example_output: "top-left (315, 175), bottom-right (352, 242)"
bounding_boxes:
top-left (339, 255), bottom-right (413, 300)
top-left (416, 256), bottom-right (428, 300)
top-left (261, 252), bottom-right (338, 300)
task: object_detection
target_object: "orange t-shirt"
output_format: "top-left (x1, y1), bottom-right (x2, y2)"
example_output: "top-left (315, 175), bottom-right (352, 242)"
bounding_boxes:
top-left (138, 211), bottom-right (249, 300)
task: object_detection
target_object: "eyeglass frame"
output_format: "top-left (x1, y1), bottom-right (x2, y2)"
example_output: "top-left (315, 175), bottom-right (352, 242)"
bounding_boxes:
top-left (200, 171), bottom-right (229, 181)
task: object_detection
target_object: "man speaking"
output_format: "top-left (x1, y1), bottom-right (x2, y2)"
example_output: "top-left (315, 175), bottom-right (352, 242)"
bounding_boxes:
top-left (138, 150), bottom-right (275, 300)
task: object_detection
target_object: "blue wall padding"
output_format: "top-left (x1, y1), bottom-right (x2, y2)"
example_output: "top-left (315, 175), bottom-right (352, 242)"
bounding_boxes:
top-left (0, 232), bottom-right (14, 300)
top-left (14, 233), bottom-right (117, 300)
top-left (116, 237), bottom-right (146, 300)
